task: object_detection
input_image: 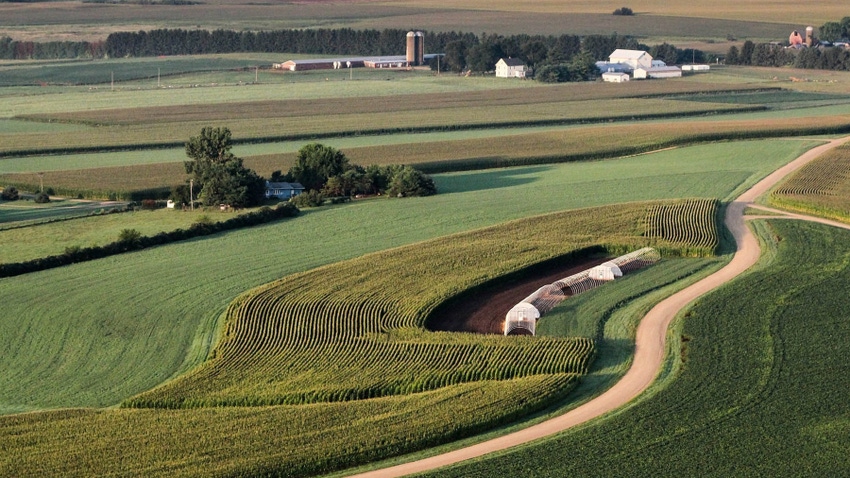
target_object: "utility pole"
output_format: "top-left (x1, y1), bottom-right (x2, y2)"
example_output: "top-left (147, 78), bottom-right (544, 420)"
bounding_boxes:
top-left (189, 178), bottom-right (194, 211)
top-left (38, 172), bottom-right (44, 193)
top-left (255, 66), bottom-right (259, 83)
top-left (158, 67), bottom-right (161, 87)
top-left (111, 71), bottom-right (114, 91)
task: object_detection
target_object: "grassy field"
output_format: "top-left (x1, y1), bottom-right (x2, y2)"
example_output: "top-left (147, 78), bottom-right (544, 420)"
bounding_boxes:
top-left (0, 207), bottom-right (244, 263)
top-left (769, 142), bottom-right (850, 223)
top-left (427, 219), bottom-right (850, 477)
top-left (0, 197), bottom-right (128, 230)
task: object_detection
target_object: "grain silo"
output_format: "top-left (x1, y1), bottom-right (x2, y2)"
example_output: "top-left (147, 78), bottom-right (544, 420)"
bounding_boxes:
top-left (415, 31), bottom-right (425, 66)
top-left (406, 31), bottom-right (417, 66)
top-left (806, 26), bottom-right (814, 47)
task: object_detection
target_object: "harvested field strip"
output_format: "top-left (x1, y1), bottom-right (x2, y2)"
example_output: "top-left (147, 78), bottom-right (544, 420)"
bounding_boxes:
top-left (126, 200), bottom-right (716, 410)
top-left (2, 119), bottom-right (846, 200)
top-left (21, 83), bottom-right (773, 125)
top-left (770, 143), bottom-right (850, 222)
top-left (0, 100), bottom-right (764, 156)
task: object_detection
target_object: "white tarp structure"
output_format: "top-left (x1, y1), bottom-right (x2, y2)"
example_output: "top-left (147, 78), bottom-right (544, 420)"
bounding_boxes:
top-left (504, 248), bottom-right (660, 336)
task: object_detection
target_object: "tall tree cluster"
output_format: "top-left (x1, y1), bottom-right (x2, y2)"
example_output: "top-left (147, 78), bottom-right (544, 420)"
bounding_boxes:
top-left (184, 127), bottom-right (265, 208)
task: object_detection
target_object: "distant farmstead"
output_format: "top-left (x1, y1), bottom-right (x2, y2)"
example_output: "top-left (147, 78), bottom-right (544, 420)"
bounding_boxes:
top-left (597, 49), bottom-right (682, 80)
top-left (495, 58), bottom-right (529, 78)
top-left (265, 181), bottom-right (305, 199)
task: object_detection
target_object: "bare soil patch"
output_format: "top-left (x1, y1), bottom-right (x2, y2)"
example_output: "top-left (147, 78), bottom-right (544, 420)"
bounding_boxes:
top-left (427, 255), bottom-right (609, 335)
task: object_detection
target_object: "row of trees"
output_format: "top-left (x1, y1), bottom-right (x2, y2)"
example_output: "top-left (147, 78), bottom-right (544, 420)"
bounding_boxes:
top-left (726, 40), bottom-right (850, 70)
top-left (177, 128), bottom-right (436, 209)
top-left (279, 143), bottom-right (437, 206)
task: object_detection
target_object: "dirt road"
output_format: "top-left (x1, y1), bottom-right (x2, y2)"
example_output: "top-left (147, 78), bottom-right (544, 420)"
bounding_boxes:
top-left (348, 137), bottom-right (850, 478)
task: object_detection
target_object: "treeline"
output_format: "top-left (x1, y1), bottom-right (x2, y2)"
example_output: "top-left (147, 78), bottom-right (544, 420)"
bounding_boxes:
top-left (104, 28), bottom-right (479, 58)
top-left (0, 37), bottom-right (105, 60)
top-left (726, 40), bottom-right (850, 70)
top-left (0, 203), bottom-right (298, 278)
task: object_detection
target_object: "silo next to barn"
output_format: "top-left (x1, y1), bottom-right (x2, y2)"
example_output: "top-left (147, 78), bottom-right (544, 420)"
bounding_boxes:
top-left (406, 31), bottom-right (417, 65)
top-left (415, 31), bottom-right (425, 66)
top-left (406, 31), bottom-right (425, 66)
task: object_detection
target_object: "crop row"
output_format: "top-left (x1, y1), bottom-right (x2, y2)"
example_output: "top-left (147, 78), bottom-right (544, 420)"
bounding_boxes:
top-left (1, 374), bottom-right (579, 478)
top-left (769, 144), bottom-right (850, 223)
top-left (644, 198), bottom-right (718, 255)
top-left (127, 200), bottom-right (719, 409)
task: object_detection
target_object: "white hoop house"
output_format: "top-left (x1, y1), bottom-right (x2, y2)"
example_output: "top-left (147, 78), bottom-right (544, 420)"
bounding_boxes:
top-left (504, 248), bottom-right (660, 336)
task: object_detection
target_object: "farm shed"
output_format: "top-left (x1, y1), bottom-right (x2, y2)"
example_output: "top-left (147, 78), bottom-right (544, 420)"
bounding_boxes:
top-left (496, 58), bottom-right (529, 78)
top-left (364, 56), bottom-right (409, 68)
top-left (265, 181), bottom-right (305, 199)
top-left (633, 66), bottom-right (682, 79)
top-left (682, 64), bottom-right (710, 72)
top-left (602, 72), bottom-right (630, 83)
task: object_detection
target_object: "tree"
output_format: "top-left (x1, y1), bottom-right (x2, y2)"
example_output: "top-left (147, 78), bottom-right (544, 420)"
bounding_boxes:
top-left (184, 126), bottom-right (265, 208)
top-left (739, 40), bottom-right (755, 65)
top-left (725, 45), bottom-right (739, 65)
top-left (820, 22), bottom-right (844, 43)
top-left (466, 40), bottom-right (504, 73)
top-left (34, 192), bottom-right (50, 203)
top-left (0, 186), bottom-right (19, 201)
top-left (520, 40), bottom-right (549, 68)
top-left (649, 43), bottom-right (678, 65)
top-left (613, 7), bottom-right (634, 16)
top-left (443, 40), bottom-right (468, 72)
top-left (386, 166), bottom-right (436, 197)
top-left (535, 64), bottom-right (570, 83)
top-left (289, 143), bottom-right (350, 192)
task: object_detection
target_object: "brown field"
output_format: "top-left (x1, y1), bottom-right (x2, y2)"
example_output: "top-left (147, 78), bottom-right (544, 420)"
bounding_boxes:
top-left (4, 81), bottom-right (768, 155)
top-left (0, 0), bottom-right (818, 44)
top-left (770, 143), bottom-right (850, 222)
top-left (6, 115), bottom-right (850, 195)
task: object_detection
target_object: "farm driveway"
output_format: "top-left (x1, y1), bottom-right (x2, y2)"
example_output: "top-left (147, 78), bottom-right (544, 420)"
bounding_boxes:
top-left (347, 136), bottom-right (850, 478)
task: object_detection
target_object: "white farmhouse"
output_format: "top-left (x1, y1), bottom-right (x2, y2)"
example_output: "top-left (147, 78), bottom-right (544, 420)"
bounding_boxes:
top-left (495, 58), bottom-right (529, 78)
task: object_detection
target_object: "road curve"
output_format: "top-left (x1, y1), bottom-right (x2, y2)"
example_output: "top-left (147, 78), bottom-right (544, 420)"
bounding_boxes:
top-left (349, 136), bottom-right (850, 478)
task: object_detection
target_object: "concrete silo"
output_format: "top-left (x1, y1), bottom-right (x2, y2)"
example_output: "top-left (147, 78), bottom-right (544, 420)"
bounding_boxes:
top-left (406, 31), bottom-right (417, 66)
top-left (415, 31), bottom-right (425, 66)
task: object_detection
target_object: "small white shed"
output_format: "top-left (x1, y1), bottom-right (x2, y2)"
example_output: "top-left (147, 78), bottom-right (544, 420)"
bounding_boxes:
top-left (634, 66), bottom-right (682, 79)
top-left (602, 72), bottom-right (630, 83)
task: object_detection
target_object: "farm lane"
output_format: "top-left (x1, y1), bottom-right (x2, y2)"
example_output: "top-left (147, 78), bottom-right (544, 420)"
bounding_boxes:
top-left (346, 135), bottom-right (850, 478)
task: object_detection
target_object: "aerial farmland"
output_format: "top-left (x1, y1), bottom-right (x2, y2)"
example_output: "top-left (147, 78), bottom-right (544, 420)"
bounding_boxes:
top-left (2, 1), bottom-right (850, 476)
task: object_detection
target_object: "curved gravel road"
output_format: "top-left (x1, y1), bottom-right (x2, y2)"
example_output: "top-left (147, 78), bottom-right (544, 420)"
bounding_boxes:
top-left (349, 136), bottom-right (850, 478)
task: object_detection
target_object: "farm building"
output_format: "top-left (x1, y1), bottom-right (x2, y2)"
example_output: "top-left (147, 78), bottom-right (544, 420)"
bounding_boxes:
top-left (265, 181), bottom-right (305, 199)
top-left (682, 64), bottom-right (710, 72)
top-left (602, 71), bottom-right (630, 83)
top-left (495, 58), bottom-right (529, 78)
top-left (634, 66), bottom-right (682, 79)
top-left (608, 49), bottom-right (653, 71)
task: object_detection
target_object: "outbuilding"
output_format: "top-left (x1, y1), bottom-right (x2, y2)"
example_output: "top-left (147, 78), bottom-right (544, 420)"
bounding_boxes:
top-left (634, 66), bottom-right (682, 79)
top-left (602, 71), bottom-right (630, 83)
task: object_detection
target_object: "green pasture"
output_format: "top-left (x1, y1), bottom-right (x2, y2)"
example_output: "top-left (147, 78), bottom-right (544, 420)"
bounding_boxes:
top-left (0, 207), bottom-right (244, 263)
top-left (0, 197), bottom-right (126, 230)
top-left (429, 219), bottom-right (850, 477)
top-left (0, 56), bottom-right (274, 87)
top-left (0, 139), bottom-right (817, 413)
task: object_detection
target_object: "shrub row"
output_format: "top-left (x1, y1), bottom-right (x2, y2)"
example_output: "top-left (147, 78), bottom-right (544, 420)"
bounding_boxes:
top-left (0, 203), bottom-right (298, 277)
